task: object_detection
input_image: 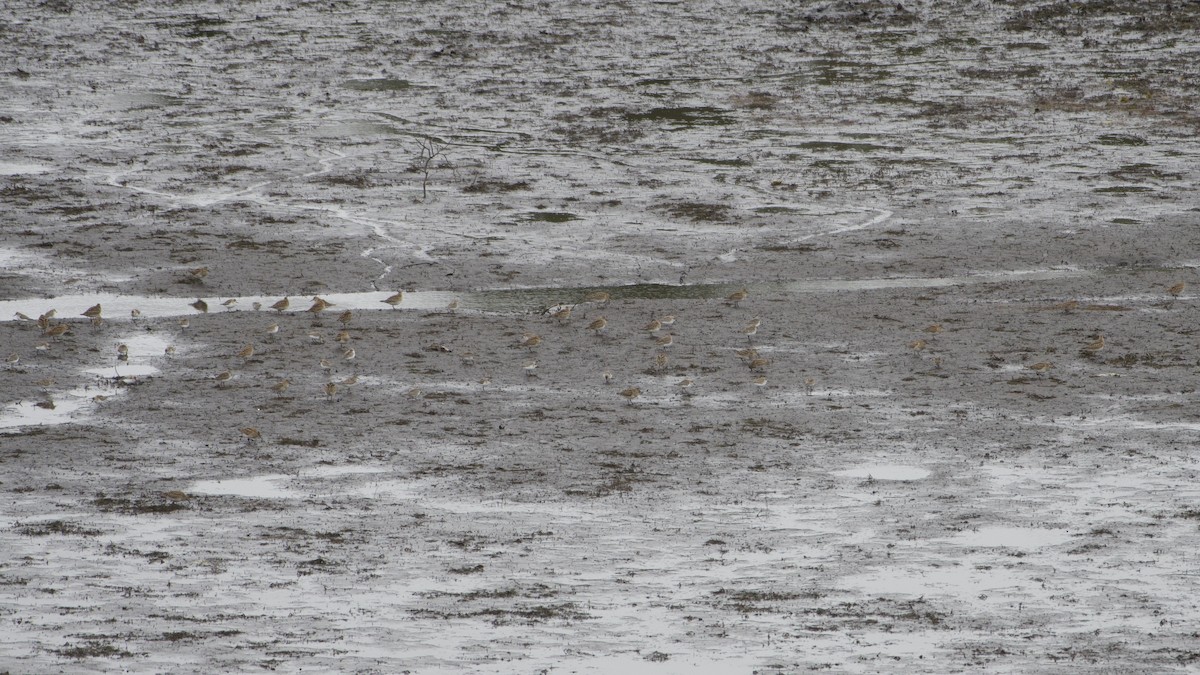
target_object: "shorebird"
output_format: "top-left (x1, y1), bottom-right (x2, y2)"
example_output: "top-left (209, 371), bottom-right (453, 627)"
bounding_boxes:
top-left (550, 306), bottom-right (572, 322)
top-left (1029, 361), bottom-right (1054, 376)
top-left (270, 296), bottom-right (290, 312)
top-left (130, 308), bottom-right (142, 320)
top-left (659, 315), bottom-right (676, 326)
top-left (337, 310), bottom-right (353, 326)
top-left (189, 266), bottom-right (209, 280)
top-left (335, 330), bottom-right (351, 344)
top-left (736, 347), bottom-right (759, 362)
top-left (1082, 335), bottom-right (1105, 354)
top-left (655, 333), bottom-right (674, 348)
top-left (308, 296), bottom-right (333, 315)
top-left (343, 348), bottom-right (356, 362)
top-left (1168, 282), bottom-right (1185, 307)
top-left (803, 377), bottom-right (816, 395)
top-left (523, 360), bottom-right (538, 378)
top-left (14, 312), bottom-right (33, 322)
top-left (320, 358), bottom-right (333, 371)
top-left (753, 375), bottom-right (768, 390)
top-left (240, 427), bottom-right (262, 442)
top-left (341, 374), bottom-right (359, 386)
top-left (655, 352), bottom-right (669, 372)
top-left (909, 339), bottom-right (928, 353)
top-left (749, 357), bottom-right (769, 372)
top-left (214, 370), bottom-right (233, 387)
top-left (324, 381), bottom-right (337, 401)
top-left (265, 323), bottom-right (280, 340)
top-left (602, 369), bottom-right (613, 385)
top-left (587, 316), bottom-right (607, 335)
top-left (308, 331), bottom-right (324, 345)
top-left (923, 324), bottom-right (943, 334)
top-left (519, 333), bottom-right (542, 350)
top-left (271, 378), bottom-right (291, 396)
top-left (743, 318), bottom-right (760, 341)
top-left (381, 291), bottom-right (404, 308)
top-left (81, 304), bottom-right (102, 320)
top-left (584, 291), bottom-right (610, 305)
top-left (45, 324), bottom-right (70, 339)
top-left (116, 344), bottom-right (129, 363)
top-left (5, 353), bottom-right (19, 367)
top-left (643, 319), bottom-right (662, 334)
top-left (620, 387), bottom-right (641, 405)
top-left (726, 288), bottom-right (748, 307)
top-left (179, 318), bottom-right (190, 329)
top-left (677, 378), bottom-right (694, 397)
top-left (446, 298), bottom-right (460, 310)
top-left (221, 298), bottom-right (237, 310)
top-left (190, 299), bottom-right (208, 313)
top-left (236, 343), bottom-right (254, 360)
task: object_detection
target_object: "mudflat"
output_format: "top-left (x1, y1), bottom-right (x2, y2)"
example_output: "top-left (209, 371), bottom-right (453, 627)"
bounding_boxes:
top-left (2, 2), bottom-right (1199, 672)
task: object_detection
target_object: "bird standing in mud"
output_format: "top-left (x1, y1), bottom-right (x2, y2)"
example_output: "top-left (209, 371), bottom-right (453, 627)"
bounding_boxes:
top-left (308, 296), bottom-right (333, 314)
top-left (81, 303), bottom-right (103, 328)
top-left (1029, 361), bottom-right (1054, 377)
top-left (382, 291), bottom-right (404, 308)
top-left (270, 296), bottom-right (290, 313)
top-left (1167, 282), bottom-right (1185, 307)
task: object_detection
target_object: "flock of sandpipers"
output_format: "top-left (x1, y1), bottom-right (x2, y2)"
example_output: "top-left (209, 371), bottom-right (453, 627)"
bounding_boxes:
top-left (5, 267), bottom-right (1188, 440)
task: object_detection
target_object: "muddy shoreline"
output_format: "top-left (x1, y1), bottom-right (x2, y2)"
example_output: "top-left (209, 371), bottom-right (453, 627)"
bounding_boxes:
top-left (3, 1), bottom-right (1200, 673)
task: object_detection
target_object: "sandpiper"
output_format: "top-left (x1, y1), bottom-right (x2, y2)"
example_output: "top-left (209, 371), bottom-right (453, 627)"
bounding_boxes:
top-left (382, 291), bottom-right (404, 308)
top-left (270, 296), bottom-right (290, 312)
top-left (1082, 335), bottom-right (1105, 353)
top-left (1029, 361), bottom-right (1054, 376)
top-left (307, 296), bottom-right (333, 315)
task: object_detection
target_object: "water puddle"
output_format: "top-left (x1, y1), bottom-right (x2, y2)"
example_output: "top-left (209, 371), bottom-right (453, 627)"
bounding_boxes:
top-left (0, 268), bottom-right (1094, 322)
top-left (0, 389), bottom-right (93, 429)
top-left (832, 464), bottom-right (931, 481)
top-left (949, 526), bottom-right (1072, 549)
top-left (82, 364), bottom-right (161, 380)
top-left (841, 564), bottom-right (1034, 598)
top-left (0, 162), bottom-right (53, 176)
top-left (189, 475), bottom-right (300, 499)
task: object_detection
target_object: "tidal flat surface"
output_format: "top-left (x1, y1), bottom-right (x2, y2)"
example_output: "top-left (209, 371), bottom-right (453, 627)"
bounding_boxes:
top-left (2, 1), bottom-right (1200, 672)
